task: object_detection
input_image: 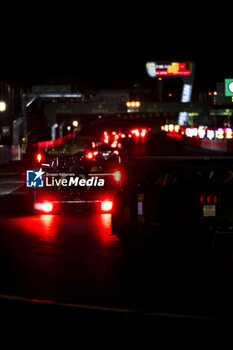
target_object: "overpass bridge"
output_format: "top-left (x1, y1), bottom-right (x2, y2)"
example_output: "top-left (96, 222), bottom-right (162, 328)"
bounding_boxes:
top-left (20, 90), bottom-right (225, 144)
top-left (9, 90), bottom-right (233, 163)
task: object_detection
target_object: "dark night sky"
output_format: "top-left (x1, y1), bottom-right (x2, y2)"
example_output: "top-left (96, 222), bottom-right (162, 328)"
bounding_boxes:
top-left (1, 5), bottom-right (231, 92)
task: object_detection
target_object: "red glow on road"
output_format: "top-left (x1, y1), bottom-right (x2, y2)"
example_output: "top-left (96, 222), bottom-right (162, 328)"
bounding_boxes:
top-left (3, 215), bottom-right (57, 239)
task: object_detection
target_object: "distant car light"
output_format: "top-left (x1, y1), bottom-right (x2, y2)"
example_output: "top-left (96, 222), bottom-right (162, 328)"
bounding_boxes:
top-left (140, 129), bottom-right (147, 137)
top-left (113, 170), bottom-right (121, 182)
top-left (207, 195), bottom-right (212, 205)
top-left (86, 151), bottom-right (94, 159)
top-left (200, 195), bottom-right (205, 205)
top-left (0, 101), bottom-right (7, 112)
top-left (101, 200), bottom-right (113, 212)
top-left (111, 141), bottom-right (118, 148)
top-left (36, 153), bottom-right (42, 163)
top-left (213, 195), bottom-right (218, 205)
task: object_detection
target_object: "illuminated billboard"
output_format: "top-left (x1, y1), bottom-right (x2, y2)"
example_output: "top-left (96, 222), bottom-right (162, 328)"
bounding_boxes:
top-left (146, 61), bottom-right (195, 126)
top-left (146, 62), bottom-right (191, 78)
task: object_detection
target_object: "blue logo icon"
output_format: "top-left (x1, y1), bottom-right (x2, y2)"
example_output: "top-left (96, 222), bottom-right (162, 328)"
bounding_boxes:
top-left (26, 169), bottom-right (44, 187)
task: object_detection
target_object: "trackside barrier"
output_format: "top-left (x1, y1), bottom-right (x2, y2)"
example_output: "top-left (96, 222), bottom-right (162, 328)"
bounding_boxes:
top-left (0, 146), bottom-right (9, 164)
top-left (26, 131), bottom-right (76, 156)
top-left (162, 125), bottom-right (233, 153)
top-left (11, 145), bottom-right (21, 161)
top-left (37, 131), bottom-right (76, 152)
top-left (0, 145), bottom-right (22, 164)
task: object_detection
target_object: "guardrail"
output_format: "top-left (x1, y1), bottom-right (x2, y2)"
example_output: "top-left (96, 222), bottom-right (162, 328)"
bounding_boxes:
top-left (0, 145), bottom-right (21, 164)
top-left (0, 146), bottom-right (10, 164)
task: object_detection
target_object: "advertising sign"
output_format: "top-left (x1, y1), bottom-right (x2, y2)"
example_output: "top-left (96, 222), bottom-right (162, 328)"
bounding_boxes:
top-left (225, 79), bottom-right (233, 97)
top-left (146, 62), bottom-right (191, 78)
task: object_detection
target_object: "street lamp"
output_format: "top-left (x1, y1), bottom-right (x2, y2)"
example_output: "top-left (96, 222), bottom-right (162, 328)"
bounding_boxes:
top-left (0, 101), bottom-right (6, 112)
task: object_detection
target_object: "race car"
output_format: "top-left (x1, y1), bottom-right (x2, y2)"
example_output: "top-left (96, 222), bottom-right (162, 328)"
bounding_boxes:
top-left (112, 159), bottom-right (233, 254)
top-left (85, 141), bottom-right (121, 164)
top-left (31, 151), bottom-right (122, 214)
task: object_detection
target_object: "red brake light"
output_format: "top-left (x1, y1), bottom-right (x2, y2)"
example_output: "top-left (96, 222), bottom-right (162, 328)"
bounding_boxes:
top-left (206, 195), bottom-right (212, 205)
top-left (101, 200), bottom-right (113, 212)
top-left (141, 129), bottom-right (147, 137)
top-left (86, 151), bottom-right (94, 159)
top-left (42, 202), bottom-right (53, 213)
top-left (34, 201), bottom-right (53, 213)
top-left (200, 195), bottom-right (205, 205)
top-left (36, 153), bottom-right (42, 163)
top-left (213, 195), bottom-right (218, 205)
top-left (111, 141), bottom-right (118, 148)
top-left (200, 194), bottom-right (218, 205)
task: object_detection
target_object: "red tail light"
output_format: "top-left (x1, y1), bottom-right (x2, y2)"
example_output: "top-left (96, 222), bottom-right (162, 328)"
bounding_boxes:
top-left (140, 129), bottom-right (147, 137)
top-left (213, 195), bottom-right (218, 205)
top-left (200, 195), bottom-right (205, 205)
top-left (34, 201), bottom-right (53, 213)
top-left (200, 194), bottom-right (218, 205)
top-left (111, 141), bottom-right (118, 148)
top-left (206, 195), bottom-right (212, 205)
top-left (101, 200), bottom-right (113, 212)
top-left (36, 153), bottom-right (42, 163)
top-left (85, 151), bottom-right (94, 159)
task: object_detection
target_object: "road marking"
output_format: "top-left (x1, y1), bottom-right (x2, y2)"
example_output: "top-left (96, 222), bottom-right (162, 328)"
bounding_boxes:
top-left (0, 184), bottom-right (24, 195)
top-left (0, 180), bottom-right (25, 184)
top-left (0, 293), bottom-right (224, 322)
top-left (123, 155), bottom-right (233, 160)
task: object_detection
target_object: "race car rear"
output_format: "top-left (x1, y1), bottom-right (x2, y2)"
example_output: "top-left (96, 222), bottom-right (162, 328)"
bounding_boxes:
top-left (111, 160), bottom-right (233, 252)
top-left (31, 153), bottom-right (121, 215)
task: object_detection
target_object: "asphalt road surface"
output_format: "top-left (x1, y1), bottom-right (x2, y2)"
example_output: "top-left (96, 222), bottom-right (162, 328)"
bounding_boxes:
top-left (1, 128), bottom-right (233, 330)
